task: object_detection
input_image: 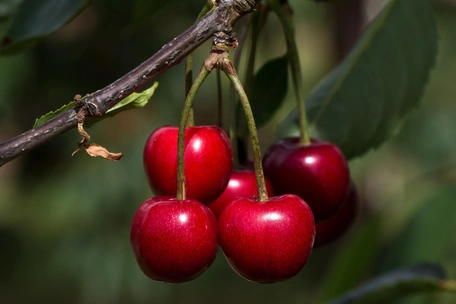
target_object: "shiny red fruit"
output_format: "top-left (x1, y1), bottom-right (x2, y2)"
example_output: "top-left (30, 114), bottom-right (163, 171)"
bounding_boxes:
top-left (314, 181), bottom-right (359, 247)
top-left (219, 194), bottom-right (315, 283)
top-left (144, 126), bottom-right (233, 204)
top-left (208, 170), bottom-right (275, 219)
top-left (130, 196), bottom-right (218, 283)
top-left (263, 138), bottom-right (350, 221)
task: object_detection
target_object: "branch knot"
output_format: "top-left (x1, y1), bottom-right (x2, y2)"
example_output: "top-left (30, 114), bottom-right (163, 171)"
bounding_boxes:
top-left (213, 31), bottom-right (238, 48)
top-left (216, 0), bottom-right (257, 14)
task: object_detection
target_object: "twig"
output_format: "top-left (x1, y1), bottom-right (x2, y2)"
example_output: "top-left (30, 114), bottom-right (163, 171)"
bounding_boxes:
top-left (0, 0), bottom-right (260, 167)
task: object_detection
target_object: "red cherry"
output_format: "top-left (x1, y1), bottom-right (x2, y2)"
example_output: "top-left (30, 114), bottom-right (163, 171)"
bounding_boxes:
top-left (219, 194), bottom-right (315, 283)
top-left (208, 170), bottom-right (275, 220)
top-left (130, 196), bottom-right (218, 283)
top-left (314, 181), bottom-right (359, 247)
top-left (263, 138), bottom-right (350, 221)
top-left (143, 126), bottom-right (233, 204)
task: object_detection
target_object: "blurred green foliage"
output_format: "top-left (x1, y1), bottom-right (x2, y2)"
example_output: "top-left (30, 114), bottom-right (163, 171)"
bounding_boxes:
top-left (291, 0), bottom-right (438, 159)
top-left (0, 0), bottom-right (455, 303)
top-left (0, 0), bottom-right (90, 55)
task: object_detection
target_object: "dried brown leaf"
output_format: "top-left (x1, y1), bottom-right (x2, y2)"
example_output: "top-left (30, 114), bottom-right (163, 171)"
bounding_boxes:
top-left (71, 120), bottom-right (123, 161)
top-left (84, 144), bottom-right (123, 161)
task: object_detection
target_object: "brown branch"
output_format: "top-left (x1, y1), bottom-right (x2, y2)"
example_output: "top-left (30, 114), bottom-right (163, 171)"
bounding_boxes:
top-left (0, 0), bottom-right (260, 167)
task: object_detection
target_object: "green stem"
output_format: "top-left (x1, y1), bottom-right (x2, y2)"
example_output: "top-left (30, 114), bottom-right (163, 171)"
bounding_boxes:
top-left (228, 108), bottom-right (240, 170)
top-left (223, 58), bottom-right (268, 202)
top-left (197, 0), bottom-right (213, 20)
top-left (228, 77), bottom-right (240, 170)
top-left (184, 0), bottom-right (213, 127)
top-left (269, 0), bottom-right (311, 145)
top-left (233, 16), bottom-right (250, 70)
top-left (245, 7), bottom-right (268, 98)
top-left (185, 53), bottom-right (193, 97)
top-left (245, 15), bottom-right (258, 98)
top-left (229, 16), bottom-right (250, 170)
top-left (185, 56), bottom-right (195, 127)
top-left (176, 65), bottom-right (211, 200)
top-left (216, 68), bottom-right (223, 128)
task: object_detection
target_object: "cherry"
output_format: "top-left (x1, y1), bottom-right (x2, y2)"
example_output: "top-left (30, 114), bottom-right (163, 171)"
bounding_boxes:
top-left (218, 194), bottom-right (315, 283)
top-left (263, 138), bottom-right (350, 221)
top-left (208, 170), bottom-right (275, 219)
top-left (314, 181), bottom-right (359, 247)
top-left (130, 196), bottom-right (218, 283)
top-left (143, 126), bottom-right (233, 204)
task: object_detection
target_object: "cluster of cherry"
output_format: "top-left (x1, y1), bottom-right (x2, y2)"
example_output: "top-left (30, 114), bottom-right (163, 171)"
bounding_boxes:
top-left (130, 125), bottom-right (359, 283)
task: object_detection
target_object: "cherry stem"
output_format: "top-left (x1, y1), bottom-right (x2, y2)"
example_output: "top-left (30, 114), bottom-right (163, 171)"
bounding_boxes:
top-left (228, 17), bottom-right (249, 170)
top-left (176, 65), bottom-right (211, 201)
top-left (185, 57), bottom-right (195, 127)
top-left (223, 58), bottom-right (268, 202)
top-left (216, 68), bottom-right (223, 128)
top-left (245, 6), bottom-right (268, 98)
top-left (228, 77), bottom-right (240, 170)
top-left (245, 14), bottom-right (258, 98)
top-left (184, 0), bottom-right (213, 127)
top-left (269, 0), bottom-right (311, 145)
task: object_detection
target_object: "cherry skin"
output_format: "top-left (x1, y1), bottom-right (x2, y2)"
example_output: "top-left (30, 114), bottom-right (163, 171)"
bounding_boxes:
top-left (263, 138), bottom-right (350, 221)
top-left (218, 194), bottom-right (315, 283)
top-left (314, 181), bottom-right (359, 247)
top-left (130, 196), bottom-right (218, 283)
top-left (208, 170), bottom-right (275, 220)
top-left (143, 126), bottom-right (233, 204)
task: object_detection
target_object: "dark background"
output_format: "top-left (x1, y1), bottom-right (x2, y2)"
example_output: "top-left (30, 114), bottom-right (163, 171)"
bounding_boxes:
top-left (0, 0), bottom-right (455, 303)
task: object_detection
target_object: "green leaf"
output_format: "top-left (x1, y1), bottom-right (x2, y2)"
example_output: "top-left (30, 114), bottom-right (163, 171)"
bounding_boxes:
top-left (0, 0), bottom-right (90, 55)
top-left (238, 55), bottom-right (288, 133)
top-left (377, 184), bottom-right (456, 304)
top-left (280, 0), bottom-right (438, 159)
top-left (104, 82), bottom-right (159, 117)
top-left (381, 185), bottom-right (456, 271)
top-left (326, 264), bottom-right (456, 304)
top-left (0, 0), bottom-right (22, 40)
top-left (33, 82), bottom-right (158, 128)
top-left (316, 217), bottom-right (382, 302)
top-left (33, 101), bottom-right (76, 128)
top-left (252, 55), bottom-right (288, 127)
top-left (133, 0), bottom-right (169, 23)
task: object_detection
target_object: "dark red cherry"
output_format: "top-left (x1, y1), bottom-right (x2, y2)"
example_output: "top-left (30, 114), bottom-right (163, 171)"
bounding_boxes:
top-left (263, 138), bottom-right (350, 221)
top-left (314, 181), bottom-right (359, 247)
top-left (208, 170), bottom-right (275, 219)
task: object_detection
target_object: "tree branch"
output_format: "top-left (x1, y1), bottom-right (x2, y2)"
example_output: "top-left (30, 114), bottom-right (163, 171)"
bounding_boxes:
top-left (0, 0), bottom-right (260, 167)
